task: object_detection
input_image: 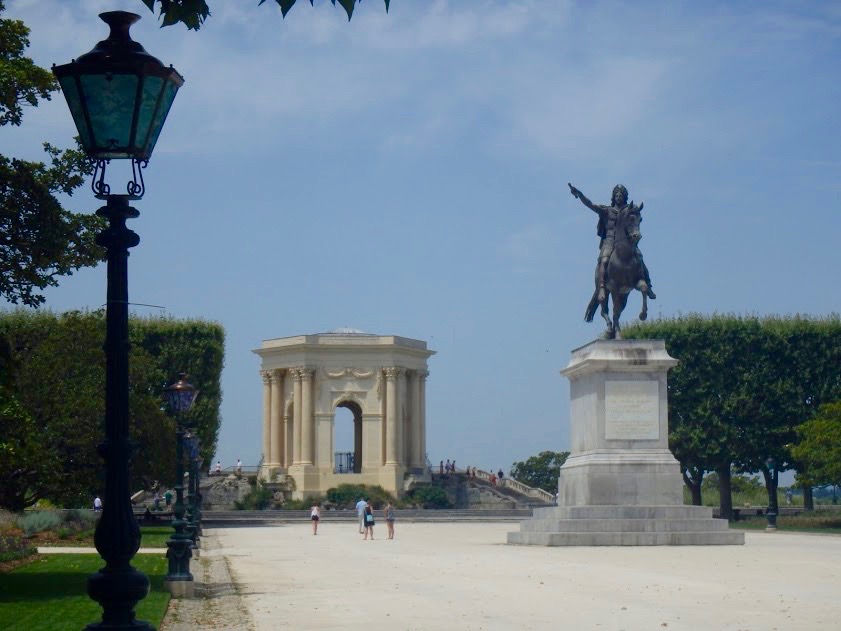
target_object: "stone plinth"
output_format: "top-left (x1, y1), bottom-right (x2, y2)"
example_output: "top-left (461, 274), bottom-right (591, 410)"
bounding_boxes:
top-left (508, 340), bottom-right (744, 546)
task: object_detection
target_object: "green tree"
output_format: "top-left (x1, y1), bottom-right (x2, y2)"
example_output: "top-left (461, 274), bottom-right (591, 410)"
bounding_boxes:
top-left (141, 0), bottom-right (391, 30)
top-left (510, 450), bottom-right (569, 493)
top-left (791, 403), bottom-right (841, 488)
top-left (0, 2), bottom-right (104, 307)
top-left (624, 314), bottom-right (841, 518)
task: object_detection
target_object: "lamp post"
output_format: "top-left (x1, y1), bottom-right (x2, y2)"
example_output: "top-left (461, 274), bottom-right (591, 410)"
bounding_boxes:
top-left (164, 374), bottom-right (198, 596)
top-left (52, 11), bottom-right (182, 629)
top-left (183, 430), bottom-right (198, 549)
top-left (185, 433), bottom-right (202, 548)
top-left (766, 457), bottom-right (778, 531)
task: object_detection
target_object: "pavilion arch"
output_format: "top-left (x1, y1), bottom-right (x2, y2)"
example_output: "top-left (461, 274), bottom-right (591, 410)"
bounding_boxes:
top-left (334, 399), bottom-right (362, 474)
top-left (254, 329), bottom-right (435, 499)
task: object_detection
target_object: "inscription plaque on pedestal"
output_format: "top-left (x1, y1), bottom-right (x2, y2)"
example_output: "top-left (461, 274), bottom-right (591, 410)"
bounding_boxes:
top-left (604, 380), bottom-right (659, 440)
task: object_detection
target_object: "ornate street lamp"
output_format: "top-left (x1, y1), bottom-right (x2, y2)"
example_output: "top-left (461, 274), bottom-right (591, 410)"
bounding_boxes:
top-left (52, 11), bottom-right (183, 630)
top-left (765, 457), bottom-right (778, 531)
top-left (164, 374), bottom-right (198, 596)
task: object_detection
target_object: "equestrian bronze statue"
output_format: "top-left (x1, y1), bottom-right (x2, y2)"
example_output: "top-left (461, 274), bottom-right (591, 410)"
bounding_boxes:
top-left (568, 183), bottom-right (656, 339)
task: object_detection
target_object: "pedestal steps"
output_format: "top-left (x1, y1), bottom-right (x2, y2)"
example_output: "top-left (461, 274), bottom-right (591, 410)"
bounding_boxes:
top-left (507, 530), bottom-right (744, 546)
top-left (508, 505), bottom-right (745, 546)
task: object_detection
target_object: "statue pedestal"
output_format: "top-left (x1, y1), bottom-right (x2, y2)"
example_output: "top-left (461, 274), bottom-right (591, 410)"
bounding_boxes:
top-left (508, 340), bottom-right (744, 546)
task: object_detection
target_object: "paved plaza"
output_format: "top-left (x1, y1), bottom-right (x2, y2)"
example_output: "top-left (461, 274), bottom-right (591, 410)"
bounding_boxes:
top-left (195, 522), bottom-right (841, 631)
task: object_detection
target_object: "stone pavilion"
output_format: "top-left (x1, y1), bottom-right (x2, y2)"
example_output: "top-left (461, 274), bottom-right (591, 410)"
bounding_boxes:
top-left (253, 329), bottom-right (434, 499)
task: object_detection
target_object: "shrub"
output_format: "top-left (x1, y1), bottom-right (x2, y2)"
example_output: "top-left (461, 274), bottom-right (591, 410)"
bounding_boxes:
top-left (62, 509), bottom-right (97, 528)
top-left (234, 482), bottom-right (274, 510)
top-left (56, 527), bottom-right (72, 540)
top-left (16, 511), bottom-right (62, 536)
top-left (407, 486), bottom-right (451, 509)
top-left (0, 509), bottom-right (17, 534)
top-left (0, 535), bottom-right (36, 563)
top-left (325, 484), bottom-right (395, 509)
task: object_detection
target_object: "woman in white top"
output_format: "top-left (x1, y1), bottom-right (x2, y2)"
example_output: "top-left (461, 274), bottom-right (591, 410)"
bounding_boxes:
top-left (310, 503), bottom-right (321, 535)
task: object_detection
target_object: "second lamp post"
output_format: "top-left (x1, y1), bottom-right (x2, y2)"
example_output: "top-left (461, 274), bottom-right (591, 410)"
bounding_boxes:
top-left (164, 374), bottom-right (198, 597)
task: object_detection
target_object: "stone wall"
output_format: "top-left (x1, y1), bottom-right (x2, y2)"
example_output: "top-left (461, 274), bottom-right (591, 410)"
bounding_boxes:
top-left (203, 475), bottom-right (253, 510)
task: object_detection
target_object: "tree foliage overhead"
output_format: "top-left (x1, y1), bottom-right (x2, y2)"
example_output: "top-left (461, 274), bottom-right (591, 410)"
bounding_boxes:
top-left (510, 450), bottom-right (570, 493)
top-left (141, 0), bottom-right (391, 30)
top-left (0, 310), bottom-right (225, 511)
top-left (0, 0), bottom-right (55, 127)
top-left (0, 2), bottom-right (105, 307)
top-left (791, 403), bottom-right (841, 488)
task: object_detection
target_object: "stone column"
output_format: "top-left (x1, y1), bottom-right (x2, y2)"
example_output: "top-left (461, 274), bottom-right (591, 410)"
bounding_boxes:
top-left (419, 370), bottom-right (429, 470)
top-left (410, 370), bottom-right (422, 468)
top-left (396, 368), bottom-right (406, 464)
top-left (283, 412), bottom-right (292, 467)
top-left (261, 371), bottom-right (271, 466)
top-left (292, 368), bottom-right (302, 465)
top-left (270, 369), bottom-right (284, 467)
top-left (300, 367), bottom-right (315, 465)
top-left (384, 367), bottom-right (399, 465)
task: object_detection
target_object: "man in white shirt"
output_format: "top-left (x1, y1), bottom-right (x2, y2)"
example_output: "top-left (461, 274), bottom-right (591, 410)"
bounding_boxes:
top-left (355, 498), bottom-right (368, 534)
top-left (94, 496), bottom-right (102, 511)
top-left (236, 459), bottom-right (242, 475)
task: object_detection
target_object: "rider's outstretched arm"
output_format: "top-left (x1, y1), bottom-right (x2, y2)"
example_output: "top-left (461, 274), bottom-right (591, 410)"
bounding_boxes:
top-left (568, 183), bottom-right (601, 214)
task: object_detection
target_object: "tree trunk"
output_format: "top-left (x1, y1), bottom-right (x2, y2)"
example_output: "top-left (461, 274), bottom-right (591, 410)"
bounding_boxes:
top-left (682, 466), bottom-right (703, 506)
top-left (803, 484), bottom-right (814, 511)
top-left (717, 465), bottom-right (733, 520)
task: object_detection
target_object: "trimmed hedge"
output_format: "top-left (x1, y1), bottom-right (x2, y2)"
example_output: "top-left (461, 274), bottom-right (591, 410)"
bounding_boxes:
top-left (0, 309), bottom-right (224, 510)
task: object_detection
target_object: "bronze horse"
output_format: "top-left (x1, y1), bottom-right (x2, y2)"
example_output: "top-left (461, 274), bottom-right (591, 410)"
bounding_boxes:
top-left (584, 203), bottom-right (650, 338)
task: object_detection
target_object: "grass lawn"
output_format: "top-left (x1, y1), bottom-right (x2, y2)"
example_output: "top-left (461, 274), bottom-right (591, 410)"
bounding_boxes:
top-left (0, 554), bottom-right (170, 631)
top-left (36, 526), bottom-right (173, 549)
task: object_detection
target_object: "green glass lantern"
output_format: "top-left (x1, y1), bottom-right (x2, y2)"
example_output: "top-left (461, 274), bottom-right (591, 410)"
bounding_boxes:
top-left (52, 11), bottom-right (183, 165)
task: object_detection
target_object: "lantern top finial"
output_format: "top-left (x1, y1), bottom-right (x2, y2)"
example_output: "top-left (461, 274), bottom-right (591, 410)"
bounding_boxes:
top-left (99, 11), bottom-right (141, 39)
top-left (72, 11), bottom-right (157, 67)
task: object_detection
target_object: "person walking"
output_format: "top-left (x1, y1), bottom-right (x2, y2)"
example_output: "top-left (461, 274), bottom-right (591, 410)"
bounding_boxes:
top-left (445, 459), bottom-right (451, 473)
top-left (439, 460), bottom-right (444, 475)
top-left (355, 497), bottom-right (368, 534)
top-left (384, 501), bottom-right (395, 540)
top-left (164, 489), bottom-right (173, 508)
top-left (215, 461), bottom-right (222, 475)
top-left (363, 503), bottom-right (375, 540)
top-left (93, 495), bottom-right (102, 511)
top-left (310, 502), bottom-right (321, 535)
top-left (236, 459), bottom-right (242, 475)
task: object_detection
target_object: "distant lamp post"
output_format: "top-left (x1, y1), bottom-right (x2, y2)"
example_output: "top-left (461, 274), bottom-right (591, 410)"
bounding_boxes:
top-left (164, 373), bottom-right (199, 596)
top-left (52, 11), bottom-right (182, 630)
top-left (765, 457), bottom-right (778, 531)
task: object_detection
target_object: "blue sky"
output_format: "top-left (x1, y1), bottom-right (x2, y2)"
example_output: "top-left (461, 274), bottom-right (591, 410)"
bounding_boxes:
top-left (4, 0), bottom-right (840, 476)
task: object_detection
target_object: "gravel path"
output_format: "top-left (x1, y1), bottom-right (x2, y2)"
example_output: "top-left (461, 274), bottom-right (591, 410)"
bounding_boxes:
top-left (208, 522), bottom-right (841, 631)
top-left (160, 535), bottom-right (254, 631)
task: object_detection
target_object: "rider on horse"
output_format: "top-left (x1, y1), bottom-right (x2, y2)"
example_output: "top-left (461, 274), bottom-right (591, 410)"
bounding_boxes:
top-left (568, 183), bottom-right (656, 304)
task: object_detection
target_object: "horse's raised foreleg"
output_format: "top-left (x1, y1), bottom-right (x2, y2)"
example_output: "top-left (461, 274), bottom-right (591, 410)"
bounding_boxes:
top-left (612, 291), bottom-right (629, 339)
